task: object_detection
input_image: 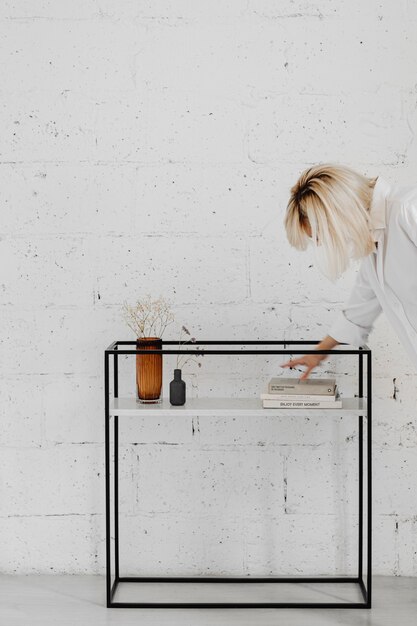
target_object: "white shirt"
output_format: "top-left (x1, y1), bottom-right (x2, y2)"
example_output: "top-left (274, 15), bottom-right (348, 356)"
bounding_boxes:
top-left (328, 176), bottom-right (417, 371)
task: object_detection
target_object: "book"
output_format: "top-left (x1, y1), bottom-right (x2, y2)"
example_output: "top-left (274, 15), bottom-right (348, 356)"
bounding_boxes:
top-left (260, 386), bottom-right (338, 402)
top-left (268, 377), bottom-right (337, 395)
top-left (262, 394), bottom-right (342, 409)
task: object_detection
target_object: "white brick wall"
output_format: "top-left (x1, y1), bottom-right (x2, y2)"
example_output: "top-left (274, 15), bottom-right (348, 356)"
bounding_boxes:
top-left (1, 1), bottom-right (417, 576)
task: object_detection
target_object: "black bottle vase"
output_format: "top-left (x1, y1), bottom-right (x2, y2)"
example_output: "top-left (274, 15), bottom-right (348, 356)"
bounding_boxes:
top-left (170, 368), bottom-right (186, 405)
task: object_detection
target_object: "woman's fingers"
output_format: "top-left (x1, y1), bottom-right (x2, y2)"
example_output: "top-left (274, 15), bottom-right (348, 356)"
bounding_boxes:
top-left (281, 356), bottom-right (319, 379)
top-left (299, 365), bottom-right (314, 380)
top-left (281, 358), bottom-right (305, 369)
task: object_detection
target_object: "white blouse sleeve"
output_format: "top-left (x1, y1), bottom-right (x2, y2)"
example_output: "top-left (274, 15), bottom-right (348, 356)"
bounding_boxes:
top-left (328, 259), bottom-right (382, 346)
top-left (398, 201), bottom-right (417, 246)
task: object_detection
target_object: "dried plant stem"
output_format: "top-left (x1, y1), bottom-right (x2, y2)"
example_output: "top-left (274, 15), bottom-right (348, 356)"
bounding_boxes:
top-left (178, 353), bottom-right (203, 369)
top-left (159, 309), bottom-right (172, 338)
top-left (176, 325), bottom-right (188, 368)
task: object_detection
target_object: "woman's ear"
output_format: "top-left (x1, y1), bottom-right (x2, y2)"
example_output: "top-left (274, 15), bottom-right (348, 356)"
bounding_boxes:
top-left (303, 220), bottom-right (312, 238)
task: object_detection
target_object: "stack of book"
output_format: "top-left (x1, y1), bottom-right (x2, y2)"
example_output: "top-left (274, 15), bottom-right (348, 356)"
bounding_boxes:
top-left (261, 377), bottom-right (342, 408)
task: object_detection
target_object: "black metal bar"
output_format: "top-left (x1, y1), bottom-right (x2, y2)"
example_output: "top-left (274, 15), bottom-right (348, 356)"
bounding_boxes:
top-left (359, 577), bottom-right (367, 603)
top-left (111, 339), bottom-right (341, 347)
top-left (358, 347), bottom-right (364, 581)
top-left (113, 344), bottom-right (119, 396)
top-left (367, 350), bottom-right (372, 607)
top-left (106, 348), bottom-right (371, 356)
top-left (110, 578), bottom-right (118, 602)
top-left (110, 602), bottom-right (367, 609)
top-left (104, 350), bottom-right (111, 607)
top-left (119, 576), bottom-right (359, 583)
top-left (111, 339), bottom-right (369, 346)
top-left (358, 416), bottom-right (363, 581)
top-left (106, 339), bottom-right (371, 350)
top-left (113, 346), bottom-right (119, 582)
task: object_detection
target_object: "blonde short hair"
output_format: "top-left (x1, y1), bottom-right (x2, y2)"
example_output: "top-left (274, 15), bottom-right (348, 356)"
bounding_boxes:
top-left (284, 163), bottom-right (377, 281)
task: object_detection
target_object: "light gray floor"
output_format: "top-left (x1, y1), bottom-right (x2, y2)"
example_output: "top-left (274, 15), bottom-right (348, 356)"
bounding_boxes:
top-left (0, 575), bottom-right (416, 625)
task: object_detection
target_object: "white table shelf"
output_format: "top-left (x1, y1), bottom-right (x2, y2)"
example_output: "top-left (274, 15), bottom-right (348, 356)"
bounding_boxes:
top-left (110, 396), bottom-right (367, 417)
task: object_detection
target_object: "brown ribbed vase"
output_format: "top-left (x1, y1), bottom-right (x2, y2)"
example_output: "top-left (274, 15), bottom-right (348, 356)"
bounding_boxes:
top-left (136, 337), bottom-right (163, 403)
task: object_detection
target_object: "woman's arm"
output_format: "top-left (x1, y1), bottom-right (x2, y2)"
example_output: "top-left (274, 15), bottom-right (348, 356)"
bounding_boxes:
top-left (281, 258), bottom-right (382, 379)
top-left (398, 201), bottom-right (417, 247)
top-left (327, 258), bottom-right (382, 346)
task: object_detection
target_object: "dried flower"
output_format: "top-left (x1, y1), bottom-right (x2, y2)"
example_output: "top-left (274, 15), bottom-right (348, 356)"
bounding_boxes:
top-left (122, 293), bottom-right (175, 338)
top-left (176, 324), bottom-right (204, 370)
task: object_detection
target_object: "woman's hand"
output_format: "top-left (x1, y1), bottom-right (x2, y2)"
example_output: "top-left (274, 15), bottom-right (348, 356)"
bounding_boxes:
top-left (280, 354), bottom-right (326, 380)
top-left (280, 335), bottom-right (339, 379)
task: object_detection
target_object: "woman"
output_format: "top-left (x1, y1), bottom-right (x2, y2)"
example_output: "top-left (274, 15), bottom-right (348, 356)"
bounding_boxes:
top-left (280, 163), bottom-right (417, 379)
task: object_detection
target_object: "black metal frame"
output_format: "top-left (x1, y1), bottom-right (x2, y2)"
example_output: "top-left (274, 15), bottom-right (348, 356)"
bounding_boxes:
top-left (104, 339), bottom-right (372, 609)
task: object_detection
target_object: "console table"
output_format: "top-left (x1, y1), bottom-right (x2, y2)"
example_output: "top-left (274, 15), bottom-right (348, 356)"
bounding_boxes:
top-left (104, 340), bottom-right (372, 609)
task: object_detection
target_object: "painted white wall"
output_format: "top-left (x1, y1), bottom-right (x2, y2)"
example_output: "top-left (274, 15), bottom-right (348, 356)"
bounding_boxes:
top-left (1, 0), bottom-right (417, 576)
